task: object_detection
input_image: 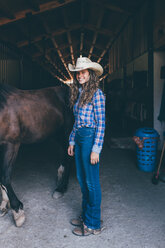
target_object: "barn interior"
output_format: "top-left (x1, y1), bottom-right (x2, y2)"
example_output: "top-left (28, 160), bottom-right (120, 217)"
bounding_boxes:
top-left (0, 0), bottom-right (162, 137)
top-left (0, 0), bottom-right (165, 247)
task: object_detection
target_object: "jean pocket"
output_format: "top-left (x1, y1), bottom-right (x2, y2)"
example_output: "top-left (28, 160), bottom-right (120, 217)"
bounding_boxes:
top-left (77, 128), bottom-right (95, 138)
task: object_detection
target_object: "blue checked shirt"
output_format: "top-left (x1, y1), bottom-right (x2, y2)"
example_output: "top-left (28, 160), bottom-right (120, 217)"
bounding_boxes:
top-left (69, 88), bottom-right (105, 154)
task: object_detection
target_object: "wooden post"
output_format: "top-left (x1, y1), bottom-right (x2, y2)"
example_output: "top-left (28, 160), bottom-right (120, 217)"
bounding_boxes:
top-left (147, 0), bottom-right (154, 127)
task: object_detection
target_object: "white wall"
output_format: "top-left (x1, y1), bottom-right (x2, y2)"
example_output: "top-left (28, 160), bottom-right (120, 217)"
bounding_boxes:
top-left (154, 52), bottom-right (165, 148)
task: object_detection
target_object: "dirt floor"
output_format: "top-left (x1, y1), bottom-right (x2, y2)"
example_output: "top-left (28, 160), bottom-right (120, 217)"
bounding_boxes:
top-left (0, 139), bottom-right (165, 248)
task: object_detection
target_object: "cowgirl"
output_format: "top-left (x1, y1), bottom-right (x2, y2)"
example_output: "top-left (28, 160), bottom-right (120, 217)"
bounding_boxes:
top-left (68, 56), bottom-right (105, 236)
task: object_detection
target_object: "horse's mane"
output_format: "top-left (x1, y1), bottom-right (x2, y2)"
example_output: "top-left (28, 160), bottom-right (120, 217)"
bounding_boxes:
top-left (0, 83), bottom-right (18, 110)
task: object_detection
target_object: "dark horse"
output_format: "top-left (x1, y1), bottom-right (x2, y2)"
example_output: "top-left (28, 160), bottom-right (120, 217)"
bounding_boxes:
top-left (0, 83), bottom-right (73, 227)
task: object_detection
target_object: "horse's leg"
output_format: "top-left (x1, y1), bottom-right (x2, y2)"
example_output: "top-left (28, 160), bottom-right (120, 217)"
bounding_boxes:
top-left (53, 135), bottom-right (71, 199)
top-left (0, 143), bottom-right (25, 227)
top-left (0, 185), bottom-right (10, 216)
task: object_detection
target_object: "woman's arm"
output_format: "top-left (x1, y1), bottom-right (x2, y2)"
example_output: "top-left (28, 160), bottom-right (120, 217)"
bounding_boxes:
top-left (92, 89), bottom-right (106, 154)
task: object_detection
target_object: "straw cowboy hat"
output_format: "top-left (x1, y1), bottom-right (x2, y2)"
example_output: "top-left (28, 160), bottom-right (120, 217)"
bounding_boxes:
top-left (68, 55), bottom-right (103, 76)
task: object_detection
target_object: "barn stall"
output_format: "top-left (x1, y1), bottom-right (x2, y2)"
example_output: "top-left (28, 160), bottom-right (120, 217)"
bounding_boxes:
top-left (0, 1), bottom-right (165, 248)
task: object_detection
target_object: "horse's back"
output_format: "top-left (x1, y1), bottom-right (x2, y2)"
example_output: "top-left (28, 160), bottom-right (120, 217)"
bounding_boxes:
top-left (0, 84), bottom-right (72, 144)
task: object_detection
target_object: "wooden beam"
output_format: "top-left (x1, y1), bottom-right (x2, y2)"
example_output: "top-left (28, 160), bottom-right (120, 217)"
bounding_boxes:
top-left (0, 3), bottom-right (15, 19)
top-left (62, 8), bottom-right (75, 65)
top-left (86, 40), bottom-right (106, 51)
top-left (42, 20), bottom-right (72, 78)
top-left (89, 0), bottom-right (132, 15)
top-left (33, 42), bottom-right (79, 58)
top-left (88, 7), bottom-right (104, 59)
top-left (80, 32), bottom-right (84, 55)
top-left (25, 0), bottom-right (40, 12)
top-left (51, 37), bottom-right (73, 78)
top-left (63, 49), bottom-right (100, 60)
top-left (17, 23), bottom-right (81, 47)
top-left (39, 59), bottom-right (66, 83)
top-left (97, 40), bottom-right (111, 63)
top-left (80, 0), bottom-right (84, 55)
top-left (0, 0), bottom-right (76, 26)
top-left (84, 24), bottom-right (114, 37)
top-left (46, 56), bottom-right (68, 80)
top-left (100, 73), bottom-right (108, 81)
top-left (40, 62), bottom-right (65, 83)
top-left (35, 41), bottom-right (68, 80)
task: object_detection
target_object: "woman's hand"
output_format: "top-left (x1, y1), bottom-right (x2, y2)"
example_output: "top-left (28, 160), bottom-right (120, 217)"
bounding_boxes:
top-left (90, 152), bottom-right (99, 165)
top-left (68, 145), bottom-right (74, 156)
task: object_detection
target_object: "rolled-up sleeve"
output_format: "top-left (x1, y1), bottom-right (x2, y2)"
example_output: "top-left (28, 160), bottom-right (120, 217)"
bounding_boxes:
top-left (92, 90), bottom-right (105, 154)
top-left (69, 121), bottom-right (76, 146)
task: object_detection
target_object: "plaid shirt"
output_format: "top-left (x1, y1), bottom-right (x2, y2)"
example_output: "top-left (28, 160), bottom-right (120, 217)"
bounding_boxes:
top-left (69, 88), bottom-right (105, 154)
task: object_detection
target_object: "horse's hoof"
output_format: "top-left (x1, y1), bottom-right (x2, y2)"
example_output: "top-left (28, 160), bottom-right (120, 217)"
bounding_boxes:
top-left (0, 200), bottom-right (9, 211)
top-left (0, 200), bottom-right (9, 216)
top-left (52, 191), bottom-right (63, 199)
top-left (12, 209), bottom-right (25, 227)
top-left (0, 208), bottom-right (8, 217)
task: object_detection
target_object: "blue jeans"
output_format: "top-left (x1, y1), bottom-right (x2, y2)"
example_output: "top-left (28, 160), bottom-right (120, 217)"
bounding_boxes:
top-left (75, 127), bottom-right (101, 229)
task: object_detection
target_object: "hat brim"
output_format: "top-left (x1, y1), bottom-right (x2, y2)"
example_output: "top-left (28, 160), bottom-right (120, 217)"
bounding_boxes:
top-left (68, 62), bottom-right (103, 77)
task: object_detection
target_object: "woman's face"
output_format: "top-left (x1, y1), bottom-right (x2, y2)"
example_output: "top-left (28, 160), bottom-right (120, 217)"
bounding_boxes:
top-left (76, 69), bottom-right (90, 85)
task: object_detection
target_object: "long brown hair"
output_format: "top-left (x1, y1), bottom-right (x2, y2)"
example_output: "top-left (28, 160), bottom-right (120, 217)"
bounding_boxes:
top-left (69, 69), bottom-right (100, 107)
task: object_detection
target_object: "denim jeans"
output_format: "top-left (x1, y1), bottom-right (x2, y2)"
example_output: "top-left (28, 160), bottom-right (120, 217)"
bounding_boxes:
top-left (75, 127), bottom-right (101, 229)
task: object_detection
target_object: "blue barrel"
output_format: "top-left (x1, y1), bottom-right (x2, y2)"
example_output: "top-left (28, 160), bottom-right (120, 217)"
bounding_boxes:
top-left (134, 127), bottom-right (159, 172)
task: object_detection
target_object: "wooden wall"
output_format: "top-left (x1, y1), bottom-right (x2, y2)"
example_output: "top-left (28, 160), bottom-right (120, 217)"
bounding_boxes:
top-left (109, 1), bottom-right (148, 74)
top-left (153, 0), bottom-right (165, 50)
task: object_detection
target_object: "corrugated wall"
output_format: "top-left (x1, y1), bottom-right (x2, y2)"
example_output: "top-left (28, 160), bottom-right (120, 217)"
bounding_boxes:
top-left (0, 41), bottom-right (21, 87)
top-left (0, 40), bottom-right (58, 89)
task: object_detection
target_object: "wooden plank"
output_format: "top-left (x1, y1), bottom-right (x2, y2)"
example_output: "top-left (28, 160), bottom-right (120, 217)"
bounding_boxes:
top-left (0, 2), bottom-right (15, 19)
top-left (80, 0), bottom-right (84, 55)
top-left (0, 0), bottom-right (76, 26)
top-left (17, 23), bottom-right (81, 47)
top-left (35, 44), bottom-right (68, 80)
top-left (34, 19), bottom-right (71, 80)
top-left (97, 40), bottom-right (111, 63)
top-left (62, 8), bottom-right (75, 65)
top-left (24, 0), bottom-right (40, 12)
top-left (88, 7), bottom-right (104, 58)
top-left (89, 0), bottom-right (132, 15)
top-left (84, 24), bottom-right (114, 37)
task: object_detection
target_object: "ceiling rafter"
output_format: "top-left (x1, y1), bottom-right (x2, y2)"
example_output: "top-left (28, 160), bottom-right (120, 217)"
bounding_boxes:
top-left (100, 73), bottom-right (108, 81)
top-left (0, 0), bottom-right (146, 84)
top-left (80, 0), bottom-right (85, 55)
top-left (63, 50), bottom-right (100, 60)
top-left (18, 14), bottom-right (69, 81)
top-left (89, 0), bottom-right (132, 15)
top-left (97, 40), bottom-right (111, 63)
top-left (0, 3), bottom-right (15, 19)
top-left (41, 20), bottom-right (72, 78)
top-left (86, 40), bottom-right (106, 51)
top-left (84, 23), bottom-right (114, 37)
top-left (15, 32), bottom-right (65, 83)
top-left (25, 0), bottom-right (40, 12)
top-left (62, 8), bottom-right (75, 65)
top-left (39, 59), bottom-right (65, 83)
top-left (59, 41), bottom-right (79, 51)
top-left (51, 36), bottom-right (73, 79)
top-left (17, 23), bottom-right (81, 47)
top-left (32, 41), bottom-right (79, 59)
top-left (35, 43), bottom-right (68, 80)
top-left (88, 7), bottom-right (104, 59)
top-left (0, 0), bottom-right (76, 26)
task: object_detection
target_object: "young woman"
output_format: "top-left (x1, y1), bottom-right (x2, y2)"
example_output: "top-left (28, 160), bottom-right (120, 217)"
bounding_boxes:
top-left (68, 56), bottom-right (106, 236)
